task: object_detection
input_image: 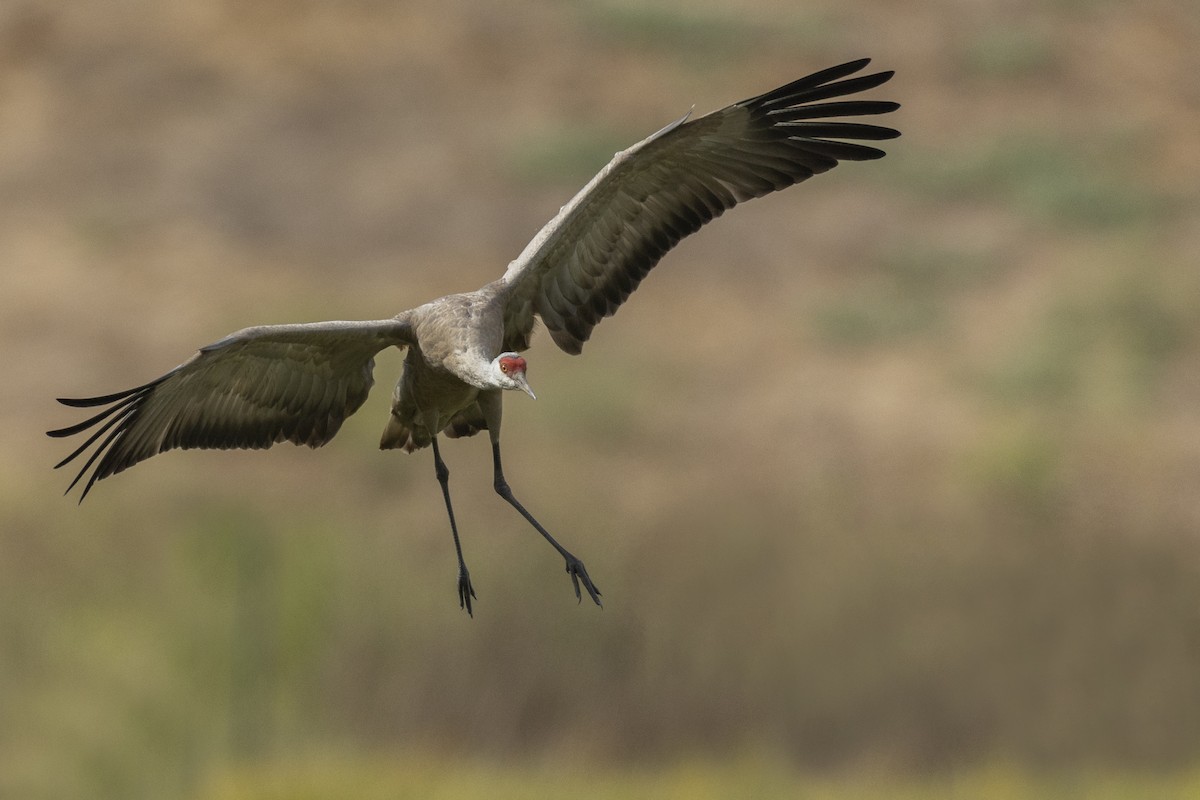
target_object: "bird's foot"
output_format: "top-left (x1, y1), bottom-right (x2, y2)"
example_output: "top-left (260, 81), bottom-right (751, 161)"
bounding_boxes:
top-left (458, 567), bottom-right (477, 617)
top-left (565, 557), bottom-right (603, 607)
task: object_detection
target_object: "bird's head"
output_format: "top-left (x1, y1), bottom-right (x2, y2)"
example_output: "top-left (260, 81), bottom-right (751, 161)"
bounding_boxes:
top-left (492, 352), bottom-right (536, 399)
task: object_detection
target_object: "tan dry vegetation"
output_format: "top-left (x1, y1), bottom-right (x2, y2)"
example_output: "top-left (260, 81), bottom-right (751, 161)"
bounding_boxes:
top-left (5, 0), bottom-right (1200, 798)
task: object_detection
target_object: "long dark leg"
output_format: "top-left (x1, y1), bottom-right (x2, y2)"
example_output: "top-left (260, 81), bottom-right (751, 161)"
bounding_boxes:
top-left (491, 440), bottom-right (602, 606)
top-left (432, 436), bottom-right (476, 616)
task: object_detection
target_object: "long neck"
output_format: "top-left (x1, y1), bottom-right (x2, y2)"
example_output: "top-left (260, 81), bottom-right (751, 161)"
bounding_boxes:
top-left (449, 351), bottom-right (502, 390)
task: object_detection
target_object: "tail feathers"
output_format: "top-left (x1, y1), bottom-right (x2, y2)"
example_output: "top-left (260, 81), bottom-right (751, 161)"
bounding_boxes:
top-left (379, 407), bottom-right (488, 453)
top-left (380, 415), bottom-right (427, 453)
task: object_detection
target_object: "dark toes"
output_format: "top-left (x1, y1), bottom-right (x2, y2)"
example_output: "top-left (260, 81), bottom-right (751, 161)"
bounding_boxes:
top-left (565, 559), bottom-right (603, 608)
top-left (458, 572), bottom-right (477, 617)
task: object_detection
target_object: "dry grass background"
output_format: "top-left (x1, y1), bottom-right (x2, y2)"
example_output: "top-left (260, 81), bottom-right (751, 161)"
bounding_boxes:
top-left (4, 0), bottom-right (1200, 797)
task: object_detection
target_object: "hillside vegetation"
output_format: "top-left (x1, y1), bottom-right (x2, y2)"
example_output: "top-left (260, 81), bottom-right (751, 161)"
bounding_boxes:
top-left (4, 1), bottom-right (1200, 797)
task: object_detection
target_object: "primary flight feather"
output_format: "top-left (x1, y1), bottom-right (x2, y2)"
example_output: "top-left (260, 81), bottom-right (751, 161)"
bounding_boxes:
top-left (50, 59), bottom-right (900, 615)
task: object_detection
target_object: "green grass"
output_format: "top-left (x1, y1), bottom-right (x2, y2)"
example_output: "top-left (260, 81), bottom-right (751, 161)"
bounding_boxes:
top-left (504, 126), bottom-right (633, 186)
top-left (197, 756), bottom-right (1200, 800)
top-left (810, 245), bottom-right (997, 348)
top-left (898, 137), bottom-right (1168, 230)
top-left (578, 2), bottom-right (842, 64)
top-left (975, 266), bottom-right (1194, 408)
top-left (811, 288), bottom-right (944, 347)
top-left (960, 27), bottom-right (1057, 79)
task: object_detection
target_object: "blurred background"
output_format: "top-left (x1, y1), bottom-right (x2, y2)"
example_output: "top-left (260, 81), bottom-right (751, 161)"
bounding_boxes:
top-left (5, 0), bottom-right (1200, 797)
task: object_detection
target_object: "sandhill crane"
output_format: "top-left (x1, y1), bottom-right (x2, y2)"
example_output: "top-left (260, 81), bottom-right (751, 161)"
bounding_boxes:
top-left (50, 59), bottom-right (899, 615)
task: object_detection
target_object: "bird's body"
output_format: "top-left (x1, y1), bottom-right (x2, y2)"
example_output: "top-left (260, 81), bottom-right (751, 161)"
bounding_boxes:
top-left (50, 60), bottom-right (900, 614)
top-left (381, 289), bottom-right (507, 452)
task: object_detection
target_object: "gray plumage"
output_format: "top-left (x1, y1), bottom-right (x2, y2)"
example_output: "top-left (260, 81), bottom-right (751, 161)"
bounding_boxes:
top-left (50, 59), bottom-right (900, 612)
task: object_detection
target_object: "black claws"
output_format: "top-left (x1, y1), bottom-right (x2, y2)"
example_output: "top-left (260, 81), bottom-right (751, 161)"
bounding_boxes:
top-left (458, 568), bottom-right (477, 617)
top-left (455, 561), bottom-right (600, 616)
top-left (566, 558), bottom-right (603, 608)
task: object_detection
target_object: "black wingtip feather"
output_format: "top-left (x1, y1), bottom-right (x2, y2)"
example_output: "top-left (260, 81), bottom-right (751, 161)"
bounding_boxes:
top-left (56, 387), bottom-right (139, 408)
top-left (794, 139), bottom-right (890, 161)
top-left (767, 99), bottom-right (901, 121)
top-left (47, 392), bottom-right (143, 438)
top-left (53, 403), bottom-right (141, 470)
top-left (783, 58), bottom-right (872, 93)
top-left (781, 121), bottom-right (901, 141)
top-left (49, 381), bottom-right (159, 500)
top-left (744, 59), bottom-right (892, 113)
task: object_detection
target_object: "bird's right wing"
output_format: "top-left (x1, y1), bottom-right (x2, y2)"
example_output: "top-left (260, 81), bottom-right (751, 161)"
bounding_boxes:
top-left (48, 317), bottom-right (414, 500)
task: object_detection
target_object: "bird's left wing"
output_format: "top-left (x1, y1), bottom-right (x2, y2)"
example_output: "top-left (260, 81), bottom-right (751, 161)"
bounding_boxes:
top-left (48, 317), bottom-right (414, 500)
top-left (499, 58), bottom-right (899, 355)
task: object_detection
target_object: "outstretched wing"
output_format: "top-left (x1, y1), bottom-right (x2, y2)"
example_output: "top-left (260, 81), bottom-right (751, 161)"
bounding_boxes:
top-left (48, 317), bottom-right (414, 500)
top-left (500, 58), bottom-right (900, 354)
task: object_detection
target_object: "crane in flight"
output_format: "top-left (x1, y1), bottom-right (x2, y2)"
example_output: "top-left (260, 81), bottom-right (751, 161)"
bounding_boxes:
top-left (50, 59), bottom-right (899, 616)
